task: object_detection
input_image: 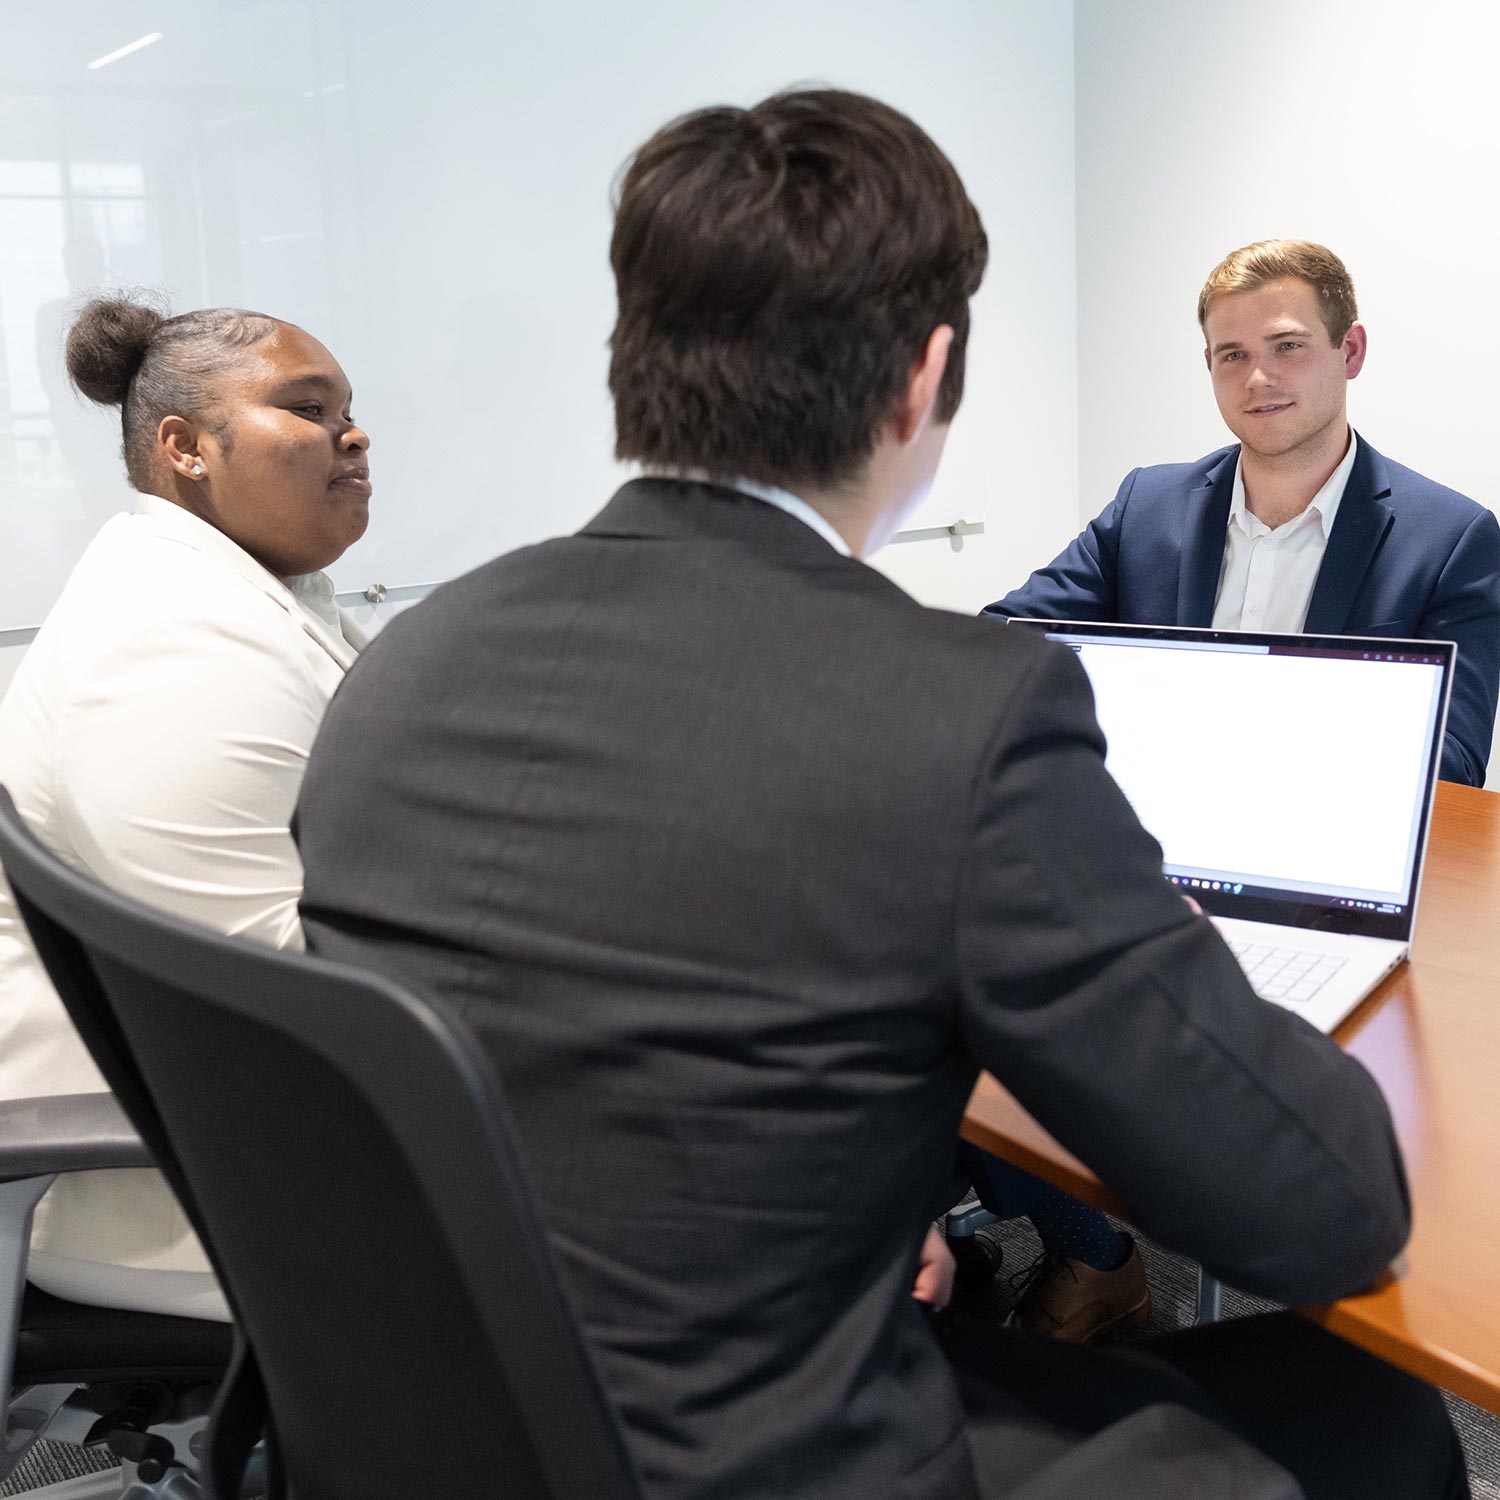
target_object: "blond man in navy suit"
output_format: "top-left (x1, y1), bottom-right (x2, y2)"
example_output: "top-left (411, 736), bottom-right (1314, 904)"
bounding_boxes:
top-left (987, 240), bottom-right (1500, 787)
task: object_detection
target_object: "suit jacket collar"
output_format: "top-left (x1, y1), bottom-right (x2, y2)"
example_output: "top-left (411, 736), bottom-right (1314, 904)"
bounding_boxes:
top-left (1177, 433), bottom-right (1394, 633)
top-left (1302, 434), bottom-right (1394, 635)
top-left (1176, 448), bottom-right (1236, 627)
top-left (581, 477), bottom-right (857, 565)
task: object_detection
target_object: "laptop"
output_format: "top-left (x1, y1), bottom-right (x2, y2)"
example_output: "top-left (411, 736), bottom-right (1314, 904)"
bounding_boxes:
top-left (1007, 620), bottom-right (1454, 1032)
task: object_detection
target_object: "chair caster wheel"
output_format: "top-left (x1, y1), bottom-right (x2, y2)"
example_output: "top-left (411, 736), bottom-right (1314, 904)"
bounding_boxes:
top-left (950, 1234), bottom-right (1003, 1296)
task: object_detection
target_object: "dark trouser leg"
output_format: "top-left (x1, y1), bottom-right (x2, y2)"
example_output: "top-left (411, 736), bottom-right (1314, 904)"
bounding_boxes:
top-left (958, 1143), bottom-right (1060, 1220)
top-left (1146, 1313), bottom-right (1470, 1500)
top-left (937, 1309), bottom-right (1469, 1500)
top-left (957, 1142), bottom-right (1130, 1271)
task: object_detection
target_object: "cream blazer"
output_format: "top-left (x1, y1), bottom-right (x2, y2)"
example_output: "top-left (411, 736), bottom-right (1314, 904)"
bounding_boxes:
top-left (0, 495), bottom-right (366, 1320)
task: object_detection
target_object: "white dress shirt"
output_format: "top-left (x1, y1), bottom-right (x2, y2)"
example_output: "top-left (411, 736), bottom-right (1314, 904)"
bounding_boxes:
top-left (0, 494), bottom-right (365, 1319)
top-left (719, 476), bottom-right (853, 556)
top-left (643, 468), bottom-right (853, 556)
top-left (1211, 432), bottom-right (1359, 633)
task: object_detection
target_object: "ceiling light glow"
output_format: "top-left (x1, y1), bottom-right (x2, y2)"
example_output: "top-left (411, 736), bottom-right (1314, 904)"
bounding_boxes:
top-left (86, 32), bottom-right (163, 71)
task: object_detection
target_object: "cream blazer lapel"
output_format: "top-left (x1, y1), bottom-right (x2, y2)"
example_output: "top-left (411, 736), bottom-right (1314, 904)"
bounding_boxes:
top-left (135, 494), bottom-right (363, 671)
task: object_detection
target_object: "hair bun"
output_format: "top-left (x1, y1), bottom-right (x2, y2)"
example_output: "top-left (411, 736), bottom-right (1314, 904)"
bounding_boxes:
top-left (65, 296), bottom-right (167, 407)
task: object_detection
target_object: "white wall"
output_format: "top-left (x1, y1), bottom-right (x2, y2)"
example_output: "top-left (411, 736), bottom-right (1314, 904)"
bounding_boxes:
top-left (0, 0), bottom-right (1078, 635)
top-left (1074, 0), bottom-right (1500, 527)
top-left (872, 526), bottom-right (1012, 616)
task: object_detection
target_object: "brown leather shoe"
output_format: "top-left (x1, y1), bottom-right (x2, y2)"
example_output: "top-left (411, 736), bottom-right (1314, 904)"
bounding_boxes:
top-left (1004, 1235), bottom-right (1151, 1344)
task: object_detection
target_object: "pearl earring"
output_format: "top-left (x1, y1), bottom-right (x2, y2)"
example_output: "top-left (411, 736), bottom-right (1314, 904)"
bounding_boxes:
top-left (191, 464), bottom-right (203, 475)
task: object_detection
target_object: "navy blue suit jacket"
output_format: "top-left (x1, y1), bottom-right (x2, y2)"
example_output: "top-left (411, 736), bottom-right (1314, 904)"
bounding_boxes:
top-left (984, 436), bottom-right (1500, 786)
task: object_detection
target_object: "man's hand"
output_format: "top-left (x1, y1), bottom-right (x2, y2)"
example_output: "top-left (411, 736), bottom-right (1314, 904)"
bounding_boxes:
top-left (911, 1224), bottom-right (955, 1310)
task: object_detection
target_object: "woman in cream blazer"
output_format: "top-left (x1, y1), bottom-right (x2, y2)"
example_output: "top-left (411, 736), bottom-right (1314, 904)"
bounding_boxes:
top-left (0, 296), bottom-right (372, 1319)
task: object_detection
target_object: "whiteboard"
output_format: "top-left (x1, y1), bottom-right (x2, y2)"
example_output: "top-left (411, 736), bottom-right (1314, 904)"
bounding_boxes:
top-left (0, 0), bottom-right (1079, 630)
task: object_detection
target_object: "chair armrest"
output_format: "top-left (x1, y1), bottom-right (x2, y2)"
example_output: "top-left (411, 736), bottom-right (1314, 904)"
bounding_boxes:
top-left (0, 1093), bottom-right (151, 1180)
top-left (0, 1094), bottom-right (151, 1483)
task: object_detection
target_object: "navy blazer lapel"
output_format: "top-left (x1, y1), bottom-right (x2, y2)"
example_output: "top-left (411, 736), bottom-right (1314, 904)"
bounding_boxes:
top-left (1176, 450), bottom-right (1236, 626)
top-left (1303, 437), bottom-right (1394, 635)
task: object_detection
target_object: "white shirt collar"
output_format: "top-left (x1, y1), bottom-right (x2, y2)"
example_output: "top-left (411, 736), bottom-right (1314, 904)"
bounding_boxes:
top-left (1228, 428), bottom-right (1359, 541)
top-left (640, 468), bottom-right (852, 557)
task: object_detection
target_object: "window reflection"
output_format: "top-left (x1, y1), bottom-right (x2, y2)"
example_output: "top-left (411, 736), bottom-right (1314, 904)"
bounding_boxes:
top-left (0, 150), bottom-right (157, 588)
top-left (0, 5), bottom-right (358, 630)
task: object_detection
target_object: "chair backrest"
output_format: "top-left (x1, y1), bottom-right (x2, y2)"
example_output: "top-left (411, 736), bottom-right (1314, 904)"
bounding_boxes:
top-left (0, 787), bottom-right (642, 1500)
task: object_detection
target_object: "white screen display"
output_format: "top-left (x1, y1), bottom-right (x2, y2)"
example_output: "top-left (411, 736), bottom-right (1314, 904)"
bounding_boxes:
top-left (1057, 636), bottom-right (1445, 904)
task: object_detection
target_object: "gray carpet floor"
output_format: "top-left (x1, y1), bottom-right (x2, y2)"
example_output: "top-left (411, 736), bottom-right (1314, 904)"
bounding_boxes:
top-left (0, 1439), bottom-right (117, 1495)
top-left (7, 1218), bottom-right (1496, 1494)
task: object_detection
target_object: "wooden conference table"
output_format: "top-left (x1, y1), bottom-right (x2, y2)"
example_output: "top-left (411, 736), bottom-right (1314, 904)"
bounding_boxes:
top-left (961, 780), bottom-right (1500, 1416)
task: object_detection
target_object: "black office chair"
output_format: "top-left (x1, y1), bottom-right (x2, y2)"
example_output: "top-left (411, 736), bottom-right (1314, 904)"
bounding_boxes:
top-left (0, 787), bottom-right (642, 1500)
top-left (1, 1093), bottom-right (233, 1497)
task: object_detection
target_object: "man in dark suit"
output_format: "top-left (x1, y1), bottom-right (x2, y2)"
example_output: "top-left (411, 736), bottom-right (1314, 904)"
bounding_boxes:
top-left (294, 99), bottom-right (1467, 1498)
top-left (984, 239), bottom-right (1500, 787)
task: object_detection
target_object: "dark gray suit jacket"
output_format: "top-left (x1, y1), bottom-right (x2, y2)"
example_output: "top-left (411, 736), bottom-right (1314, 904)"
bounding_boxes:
top-left (295, 478), bottom-right (1409, 1499)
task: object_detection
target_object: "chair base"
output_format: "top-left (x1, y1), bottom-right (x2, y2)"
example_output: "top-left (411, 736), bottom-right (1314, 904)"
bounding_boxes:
top-left (1195, 1265), bottom-right (1224, 1324)
top-left (5, 1388), bottom-right (210, 1500)
top-left (944, 1201), bottom-right (999, 1240)
top-left (17, 1457), bottom-right (201, 1499)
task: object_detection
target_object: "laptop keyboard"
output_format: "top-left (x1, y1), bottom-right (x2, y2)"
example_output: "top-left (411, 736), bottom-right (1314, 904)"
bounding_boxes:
top-left (1225, 941), bottom-right (1346, 1006)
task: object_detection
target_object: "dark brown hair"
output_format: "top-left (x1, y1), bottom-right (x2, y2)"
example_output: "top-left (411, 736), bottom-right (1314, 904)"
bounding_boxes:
top-left (1198, 240), bottom-right (1359, 345)
top-left (65, 295), bottom-right (280, 490)
top-left (609, 88), bottom-right (988, 491)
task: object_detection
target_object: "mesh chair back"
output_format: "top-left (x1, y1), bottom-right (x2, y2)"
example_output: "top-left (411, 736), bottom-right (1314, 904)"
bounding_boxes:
top-left (0, 787), bottom-right (641, 1500)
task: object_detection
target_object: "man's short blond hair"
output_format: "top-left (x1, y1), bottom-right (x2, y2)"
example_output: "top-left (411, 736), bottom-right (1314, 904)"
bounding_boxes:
top-left (1197, 240), bottom-right (1358, 346)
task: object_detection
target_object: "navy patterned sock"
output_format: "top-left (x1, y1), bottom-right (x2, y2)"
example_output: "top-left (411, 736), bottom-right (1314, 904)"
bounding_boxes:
top-left (1026, 1192), bottom-right (1131, 1271)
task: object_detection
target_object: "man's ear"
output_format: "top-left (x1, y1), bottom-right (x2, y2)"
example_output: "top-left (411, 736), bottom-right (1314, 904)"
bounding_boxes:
top-left (892, 325), bottom-right (954, 445)
top-left (158, 415), bottom-right (204, 480)
top-left (1342, 321), bottom-right (1368, 381)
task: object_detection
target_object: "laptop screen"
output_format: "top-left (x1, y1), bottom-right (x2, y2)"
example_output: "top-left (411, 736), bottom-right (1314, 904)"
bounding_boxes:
top-left (1006, 621), bottom-right (1453, 940)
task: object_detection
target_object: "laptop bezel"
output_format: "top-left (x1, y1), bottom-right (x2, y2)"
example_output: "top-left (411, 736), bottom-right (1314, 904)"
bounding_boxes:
top-left (1004, 618), bottom-right (1455, 943)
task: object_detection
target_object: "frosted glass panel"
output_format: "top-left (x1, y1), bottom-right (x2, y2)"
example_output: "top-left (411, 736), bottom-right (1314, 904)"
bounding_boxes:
top-left (0, 0), bottom-right (1078, 628)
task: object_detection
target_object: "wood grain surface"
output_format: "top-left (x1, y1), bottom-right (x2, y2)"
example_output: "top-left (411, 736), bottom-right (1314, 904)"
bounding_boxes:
top-left (961, 780), bottom-right (1500, 1413)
